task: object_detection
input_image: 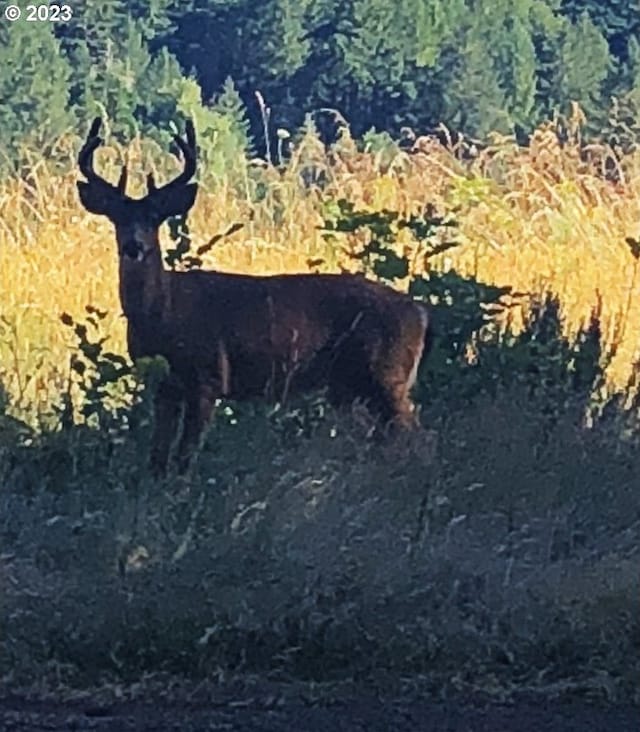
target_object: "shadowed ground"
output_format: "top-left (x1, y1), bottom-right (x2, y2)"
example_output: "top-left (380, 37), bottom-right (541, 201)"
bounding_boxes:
top-left (2, 390), bottom-right (638, 728)
top-left (1, 686), bottom-right (638, 732)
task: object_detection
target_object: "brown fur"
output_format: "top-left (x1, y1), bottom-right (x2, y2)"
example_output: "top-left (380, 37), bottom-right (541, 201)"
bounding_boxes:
top-left (77, 119), bottom-right (431, 475)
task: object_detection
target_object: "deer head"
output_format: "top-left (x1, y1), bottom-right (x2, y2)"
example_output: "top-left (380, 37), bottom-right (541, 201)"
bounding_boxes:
top-left (77, 117), bottom-right (198, 264)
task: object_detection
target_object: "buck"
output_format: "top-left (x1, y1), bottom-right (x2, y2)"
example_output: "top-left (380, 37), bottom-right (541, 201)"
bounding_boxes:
top-left (77, 118), bottom-right (431, 475)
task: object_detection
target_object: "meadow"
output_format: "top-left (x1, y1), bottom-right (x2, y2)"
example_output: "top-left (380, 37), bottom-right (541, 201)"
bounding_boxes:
top-left (1, 112), bottom-right (639, 705)
top-left (2, 110), bottom-right (640, 421)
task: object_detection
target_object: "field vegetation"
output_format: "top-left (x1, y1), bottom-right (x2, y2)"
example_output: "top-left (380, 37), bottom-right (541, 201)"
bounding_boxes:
top-left (1, 109), bottom-right (639, 705)
top-left (2, 109), bottom-right (640, 420)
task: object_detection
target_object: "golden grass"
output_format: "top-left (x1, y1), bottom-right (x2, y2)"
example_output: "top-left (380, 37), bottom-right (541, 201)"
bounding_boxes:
top-left (2, 119), bottom-right (640, 421)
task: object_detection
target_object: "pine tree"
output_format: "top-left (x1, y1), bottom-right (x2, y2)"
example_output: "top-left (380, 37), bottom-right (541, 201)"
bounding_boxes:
top-left (528, 0), bottom-right (566, 122)
top-left (176, 76), bottom-right (251, 184)
top-left (0, 22), bottom-right (72, 173)
top-left (247, 0), bottom-right (311, 78)
top-left (441, 32), bottom-right (511, 137)
top-left (560, 0), bottom-right (640, 61)
top-left (557, 12), bottom-right (612, 127)
top-left (56, 0), bottom-right (177, 133)
top-left (493, 14), bottom-right (538, 129)
top-left (604, 36), bottom-right (640, 151)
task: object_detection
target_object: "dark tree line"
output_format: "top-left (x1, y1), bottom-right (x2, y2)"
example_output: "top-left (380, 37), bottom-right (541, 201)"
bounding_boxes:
top-left (1, 0), bottom-right (640, 174)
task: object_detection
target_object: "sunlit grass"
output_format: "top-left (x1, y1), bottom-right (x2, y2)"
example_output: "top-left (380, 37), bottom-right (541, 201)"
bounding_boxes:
top-left (2, 114), bottom-right (640, 421)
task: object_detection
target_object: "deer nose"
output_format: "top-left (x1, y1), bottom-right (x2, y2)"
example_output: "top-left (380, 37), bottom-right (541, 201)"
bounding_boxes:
top-left (122, 239), bottom-right (144, 261)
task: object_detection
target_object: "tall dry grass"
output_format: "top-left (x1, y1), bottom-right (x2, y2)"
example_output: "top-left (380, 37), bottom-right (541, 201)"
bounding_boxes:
top-left (2, 115), bottom-right (640, 421)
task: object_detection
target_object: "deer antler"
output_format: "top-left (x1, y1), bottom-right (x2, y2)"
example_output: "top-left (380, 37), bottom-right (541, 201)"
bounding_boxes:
top-left (171, 119), bottom-right (197, 185)
top-left (78, 117), bottom-right (128, 195)
top-left (79, 117), bottom-right (196, 200)
top-left (78, 117), bottom-right (105, 183)
top-left (149, 120), bottom-right (197, 195)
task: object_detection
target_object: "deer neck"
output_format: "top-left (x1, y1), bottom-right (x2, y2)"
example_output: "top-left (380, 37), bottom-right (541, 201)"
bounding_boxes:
top-left (118, 248), bottom-right (169, 326)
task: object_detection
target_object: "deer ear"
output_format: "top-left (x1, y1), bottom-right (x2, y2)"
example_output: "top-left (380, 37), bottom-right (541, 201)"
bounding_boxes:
top-left (77, 181), bottom-right (121, 217)
top-left (150, 183), bottom-right (198, 221)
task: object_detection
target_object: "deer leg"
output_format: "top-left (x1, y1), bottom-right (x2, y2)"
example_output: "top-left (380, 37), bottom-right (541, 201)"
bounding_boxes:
top-left (374, 365), bottom-right (422, 431)
top-left (372, 332), bottom-right (426, 431)
top-left (149, 376), bottom-right (184, 477)
top-left (384, 387), bottom-right (419, 430)
top-left (329, 373), bottom-right (417, 431)
top-left (175, 384), bottom-right (216, 474)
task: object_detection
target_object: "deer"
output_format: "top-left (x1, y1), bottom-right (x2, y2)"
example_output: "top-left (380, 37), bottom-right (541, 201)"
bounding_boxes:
top-left (76, 117), bottom-right (432, 476)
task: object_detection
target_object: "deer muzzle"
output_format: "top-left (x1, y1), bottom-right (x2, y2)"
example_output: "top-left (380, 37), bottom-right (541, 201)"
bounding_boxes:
top-left (121, 239), bottom-right (146, 262)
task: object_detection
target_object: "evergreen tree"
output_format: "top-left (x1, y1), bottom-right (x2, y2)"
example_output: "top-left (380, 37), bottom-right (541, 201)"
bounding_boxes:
top-left (440, 31), bottom-right (511, 137)
top-left (528, 0), bottom-right (566, 122)
top-left (604, 36), bottom-right (640, 150)
top-left (290, 0), bottom-right (358, 121)
top-left (494, 14), bottom-right (538, 129)
top-left (247, 0), bottom-right (311, 78)
top-left (0, 22), bottom-right (72, 173)
top-left (176, 76), bottom-right (251, 184)
top-left (560, 0), bottom-right (640, 61)
top-left (557, 12), bottom-right (612, 127)
top-left (56, 0), bottom-right (177, 132)
top-left (627, 36), bottom-right (640, 96)
top-left (163, 0), bottom-right (252, 101)
top-left (0, 0), bottom-right (636, 165)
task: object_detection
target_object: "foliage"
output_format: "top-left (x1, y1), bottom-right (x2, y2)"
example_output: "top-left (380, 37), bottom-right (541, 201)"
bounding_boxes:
top-left (1, 0), bottom-right (640, 706)
top-left (318, 198), bottom-right (619, 423)
top-left (58, 307), bottom-right (137, 428)
top-left (322, 198), bottom-right (458, 282)
top-left (176, 76), bottom-right (252, 184)
top-left (57, 307), bottom-right (170, 440)
top-left (1, 95), bottom-right (639, 703)
top-left (2, 356), bottom-right (639, 698)
top-left (60, 14), bottom-right (190, 142)
top-left (561, 0), bottom-right (640, 61)
top-left (2, 191), bottom-right (639, 691)
top-left (0, 0), bottom-right (639, 165)
top-left (2, 110), bottom-right (640, 420)
top-left (556, 12), bottom-right (613, 128)
top-left (54, 0), bottom-right (175, 115)
top-left (143, 0), bottom-right (639, 142)
top-left (0, 22), bottom-right (72, 173)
